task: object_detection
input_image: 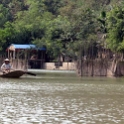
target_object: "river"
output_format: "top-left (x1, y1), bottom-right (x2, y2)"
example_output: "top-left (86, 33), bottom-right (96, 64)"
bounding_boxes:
top-left (0, 72), bottom-right (124, 124)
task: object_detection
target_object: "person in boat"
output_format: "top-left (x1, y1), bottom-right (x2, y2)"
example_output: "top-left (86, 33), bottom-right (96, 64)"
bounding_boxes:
top-left (1, 58), bottom-right (12, 74)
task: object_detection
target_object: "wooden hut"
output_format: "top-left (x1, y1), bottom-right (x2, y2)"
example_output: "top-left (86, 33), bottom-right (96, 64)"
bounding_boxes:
top-left (6, 44), bottom-right (46, 69)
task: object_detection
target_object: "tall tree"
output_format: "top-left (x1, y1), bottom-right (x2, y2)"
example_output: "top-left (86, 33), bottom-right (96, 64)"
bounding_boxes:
top-left (106, 4), bottom-right (124, 52)
top-left (0, 4), bottom-right (10, 27)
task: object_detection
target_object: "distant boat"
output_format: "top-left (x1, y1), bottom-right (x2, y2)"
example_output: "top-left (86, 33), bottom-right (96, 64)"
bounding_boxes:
top-left (0, 70), bottom-right (36, 78)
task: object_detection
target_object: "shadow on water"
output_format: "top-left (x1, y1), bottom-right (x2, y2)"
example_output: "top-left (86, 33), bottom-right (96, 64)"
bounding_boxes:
top-left (23, 72), bottom-right (124, 83)
top-left (1, 72), bottom-right (124, 84)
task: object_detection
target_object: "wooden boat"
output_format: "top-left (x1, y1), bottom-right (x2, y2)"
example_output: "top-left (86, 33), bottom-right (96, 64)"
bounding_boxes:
top-left (0, 70), bottom-right (36, 78)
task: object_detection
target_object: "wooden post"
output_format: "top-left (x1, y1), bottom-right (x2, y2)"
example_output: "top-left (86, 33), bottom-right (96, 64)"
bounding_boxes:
top-left (80, 46), bottom-right (83, 76)
top-left (8, 49), bottom-right (9, 58)
top-left (24, 50), bottom-right (28, 70)
top-left (13, 50), bottom-right (15, 59)
top-left (16, 51), bottom-right (19, 69)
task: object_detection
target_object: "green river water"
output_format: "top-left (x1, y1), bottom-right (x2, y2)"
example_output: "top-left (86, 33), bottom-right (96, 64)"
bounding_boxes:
top-left (0, 72), bottom-right (124, 124)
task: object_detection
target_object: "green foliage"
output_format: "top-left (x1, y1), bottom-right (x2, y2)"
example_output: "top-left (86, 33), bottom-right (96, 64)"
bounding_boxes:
top-left (106, 4), bottom-right (124, 52)
top-left (43, 0), bottom-right (63, 15)
top-left (60, 7), bottom-right (97, 59)
top-left (0, 4), bottom-right (10, 27)
top-left (0, 0), bottom-right (124, 60)
top-left (33, 15), bottom-right (67, 58)
top-left (0, 22), bottom-right (15, 50)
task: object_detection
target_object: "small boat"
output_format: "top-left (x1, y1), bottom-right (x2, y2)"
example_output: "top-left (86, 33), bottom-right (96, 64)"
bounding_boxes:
top-left (0, 70), bottom-right (36, 78)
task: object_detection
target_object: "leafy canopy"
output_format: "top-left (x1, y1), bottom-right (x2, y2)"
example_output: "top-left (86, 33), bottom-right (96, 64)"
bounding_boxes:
top-left (106, 4), bottom-right (124, 52)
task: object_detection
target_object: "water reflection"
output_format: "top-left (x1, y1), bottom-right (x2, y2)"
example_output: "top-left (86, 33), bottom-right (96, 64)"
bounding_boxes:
top-left (0, 75), bottom-right (124, 124)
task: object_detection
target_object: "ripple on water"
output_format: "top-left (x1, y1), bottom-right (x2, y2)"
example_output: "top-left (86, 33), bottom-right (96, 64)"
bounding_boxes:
top-left (0, 79), bottom-right (124, 124)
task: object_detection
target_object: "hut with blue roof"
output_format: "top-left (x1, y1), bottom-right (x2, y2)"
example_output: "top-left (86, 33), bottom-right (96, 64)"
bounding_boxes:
top-left (6, 44), bottom-right (46, 69)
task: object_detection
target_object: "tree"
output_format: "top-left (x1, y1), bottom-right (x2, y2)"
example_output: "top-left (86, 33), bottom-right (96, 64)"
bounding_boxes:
top-left (61, 7), bottom-right (97, 59)
top-left (0, 22), bottom-right (15, 51)
top-left (106, 4), bottom-right (124, 52)
top-left (0, 4), bottom-right (10, 27)
top-left (43, 0), bottom-right (63, 15)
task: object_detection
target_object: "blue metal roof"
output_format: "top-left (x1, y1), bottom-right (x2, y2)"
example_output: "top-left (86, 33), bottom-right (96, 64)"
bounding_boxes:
top-left (12, 44), bottom-right (36, 49)
top-left (8, 44), bottom-right (46, 51)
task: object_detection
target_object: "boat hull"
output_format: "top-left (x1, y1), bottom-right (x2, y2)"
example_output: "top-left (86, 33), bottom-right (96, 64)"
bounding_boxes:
top-left (0, 70), bottom-right (26, 78)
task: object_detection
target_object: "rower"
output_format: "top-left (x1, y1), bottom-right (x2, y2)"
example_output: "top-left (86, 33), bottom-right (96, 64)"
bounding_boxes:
top-left (1, 58), bottom-right (12, 74)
